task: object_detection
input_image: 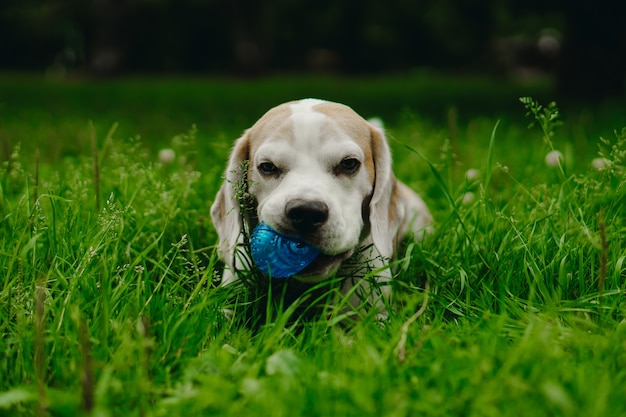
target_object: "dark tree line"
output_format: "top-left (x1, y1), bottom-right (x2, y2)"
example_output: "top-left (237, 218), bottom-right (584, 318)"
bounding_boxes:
top-left (1, 0), bottom-right (624, 100)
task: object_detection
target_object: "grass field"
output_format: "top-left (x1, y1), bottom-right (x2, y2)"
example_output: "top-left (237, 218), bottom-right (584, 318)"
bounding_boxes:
top-left (1, 73), bottom-right (625, 416)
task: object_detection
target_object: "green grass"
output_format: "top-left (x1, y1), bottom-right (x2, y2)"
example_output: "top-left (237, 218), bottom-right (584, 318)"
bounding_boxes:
top-left (1, 74), bottom-right (625, 416)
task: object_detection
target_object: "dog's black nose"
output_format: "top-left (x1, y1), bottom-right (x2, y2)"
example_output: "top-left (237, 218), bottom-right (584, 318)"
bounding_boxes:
top-left (285, 199), bottom-right (329, 234)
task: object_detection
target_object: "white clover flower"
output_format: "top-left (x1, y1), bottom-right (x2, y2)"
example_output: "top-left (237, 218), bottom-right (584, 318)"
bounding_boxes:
top-left (545, 150), bottom-right (563, 167)
top-left (462, 192), bottom-right (475, 205)
top-left (159, 148), bottom-right (176, 164)
top-left (465, 168), bottom-right (480, 181)
top-left (591, 157), bottom-right (610, 170)
top-left (367, 117), bottom-right (384, 130)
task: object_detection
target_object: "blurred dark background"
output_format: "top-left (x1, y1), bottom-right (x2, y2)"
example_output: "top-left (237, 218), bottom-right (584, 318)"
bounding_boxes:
top-left (1, 0), bottom-right (625, 101)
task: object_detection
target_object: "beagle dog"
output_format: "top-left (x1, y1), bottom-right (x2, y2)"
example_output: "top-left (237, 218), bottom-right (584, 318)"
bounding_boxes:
top-left (211, 99), bottom-right (432, 314)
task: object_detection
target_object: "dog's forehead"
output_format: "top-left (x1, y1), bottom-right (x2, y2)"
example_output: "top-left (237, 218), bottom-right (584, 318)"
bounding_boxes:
top-left (311, 101), bottom-right (371, 143)
top-left (247, 99), bottom-right (372, 154)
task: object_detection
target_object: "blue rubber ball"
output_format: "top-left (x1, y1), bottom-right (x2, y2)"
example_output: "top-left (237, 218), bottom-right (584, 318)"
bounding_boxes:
top-left (250, 223), bottom-right (320, 278)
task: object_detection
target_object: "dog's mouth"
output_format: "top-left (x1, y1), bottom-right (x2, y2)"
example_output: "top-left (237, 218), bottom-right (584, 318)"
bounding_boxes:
top-left (262, 221), bottom-right (357, 282)
top-left (292, 248), bottom-right (354, 283)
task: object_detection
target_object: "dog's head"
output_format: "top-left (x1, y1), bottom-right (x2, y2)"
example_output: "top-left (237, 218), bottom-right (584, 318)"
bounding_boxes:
top-left (211, 99), bottom-right (401, 282)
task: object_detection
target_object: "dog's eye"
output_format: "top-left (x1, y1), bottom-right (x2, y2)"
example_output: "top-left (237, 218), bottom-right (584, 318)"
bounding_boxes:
top-left (337, 158), bottom-right (361, 174)
top-left (258, 162), bottom-right (279, 175)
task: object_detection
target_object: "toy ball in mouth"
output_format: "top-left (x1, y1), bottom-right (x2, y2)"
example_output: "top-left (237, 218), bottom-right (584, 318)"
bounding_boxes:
top-left (250, 222), bottom-right (320, 278)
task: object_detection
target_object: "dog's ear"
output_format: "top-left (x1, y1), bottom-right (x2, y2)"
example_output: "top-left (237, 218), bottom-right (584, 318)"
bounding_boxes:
top-left (210, 131), bottom-right (251, 270)
top-left (368, 124), bottom-right (403, 258)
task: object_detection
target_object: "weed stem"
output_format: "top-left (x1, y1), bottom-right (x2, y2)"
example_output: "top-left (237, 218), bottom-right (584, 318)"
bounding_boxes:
top-left (395, 279), bottom-right (430, 364)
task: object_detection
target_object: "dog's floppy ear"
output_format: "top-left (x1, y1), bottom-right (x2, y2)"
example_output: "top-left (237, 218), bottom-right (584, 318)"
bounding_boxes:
top-left (210, 131), bottom-right (251, 270)
top-left (368, 124), bottom-right (403, 258)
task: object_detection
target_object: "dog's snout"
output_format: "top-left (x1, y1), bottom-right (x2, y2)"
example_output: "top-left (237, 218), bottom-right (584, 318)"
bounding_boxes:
top-left (285, 199), bottom-right (329, 234)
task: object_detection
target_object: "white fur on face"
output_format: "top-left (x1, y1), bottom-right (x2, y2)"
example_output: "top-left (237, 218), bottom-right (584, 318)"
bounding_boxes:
top-left (249, 100), bottom-right (373, 255)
